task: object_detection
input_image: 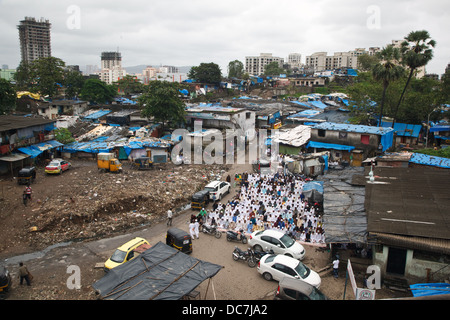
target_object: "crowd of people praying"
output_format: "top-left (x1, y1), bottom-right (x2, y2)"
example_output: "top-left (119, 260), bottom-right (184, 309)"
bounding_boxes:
top-left (196, 171), bottom-right (326, 244)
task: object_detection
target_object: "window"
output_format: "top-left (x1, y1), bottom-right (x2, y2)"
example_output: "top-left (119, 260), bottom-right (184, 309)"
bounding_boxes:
top-left (339, 132), bottom-right (347, 139)
top-left (246, 112), bottom-right (252, 119)
top-left (361, 134), bottom-right (370, 145)
top-left (318, 129), bottom-right (326, 137)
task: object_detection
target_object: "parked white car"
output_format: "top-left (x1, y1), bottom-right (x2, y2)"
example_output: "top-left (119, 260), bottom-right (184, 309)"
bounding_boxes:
top-left (204, 181), bottom-right (231, 201)
top-left (257, 254), bottom-right (321, 289)
top-left (249, 229), bottom-right (305, 260)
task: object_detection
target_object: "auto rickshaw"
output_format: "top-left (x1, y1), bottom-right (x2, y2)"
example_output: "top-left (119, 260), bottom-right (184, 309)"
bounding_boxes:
top-left (166, 228), bottom-right (192, 254)
top-left (191, 189), bottom-right (210, 210)
top-left (132, 157), bottom-right (153, 170)
top-left (0, 266), bottom-right (11, 299)
top-left (18, 166), bottom-right (36, 185)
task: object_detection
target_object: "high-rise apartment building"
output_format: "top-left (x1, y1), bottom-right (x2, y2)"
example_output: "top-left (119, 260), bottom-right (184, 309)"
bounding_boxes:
top-left (287, 53), bottom-right (302, 69)
top-left (18, 17), bottom-right (51, 64)
top-left (245, 53), bottom-right (284, 76)
top-left (99, 51), bottom-right (126, 84)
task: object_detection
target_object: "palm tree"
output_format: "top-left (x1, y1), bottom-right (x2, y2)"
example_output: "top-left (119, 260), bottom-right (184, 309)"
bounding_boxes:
top-left (391, 30), bottom-right (436, 127)
top-left (372, 45), bottom-right (405, 126)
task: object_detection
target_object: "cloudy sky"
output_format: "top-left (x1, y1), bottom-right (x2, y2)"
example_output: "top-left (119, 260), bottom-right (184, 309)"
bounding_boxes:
top-left (1, 0), bottom-right (449, 75)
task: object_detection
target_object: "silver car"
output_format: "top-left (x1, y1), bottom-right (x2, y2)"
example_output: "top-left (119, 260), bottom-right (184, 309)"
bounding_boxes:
top-left (249, 229), bottom-right (305, 260)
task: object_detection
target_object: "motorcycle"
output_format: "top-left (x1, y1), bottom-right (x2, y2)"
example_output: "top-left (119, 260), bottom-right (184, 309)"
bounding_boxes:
top-left (251, 248), bottom-right (274, 262)
top-left (226, 229), bottom-right (247, 244)
top-left (201, 224), bottom-right (222, 239)
top-left (232, 246), bottom-right (257, 268)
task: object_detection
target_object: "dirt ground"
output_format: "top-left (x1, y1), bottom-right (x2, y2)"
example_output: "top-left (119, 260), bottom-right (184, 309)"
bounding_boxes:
top-left (0, 158), bottom-right (409, 301)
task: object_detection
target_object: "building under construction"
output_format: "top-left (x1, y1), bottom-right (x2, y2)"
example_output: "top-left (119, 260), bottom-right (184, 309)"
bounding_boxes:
top-left (18, 17), bottom-right (51, 64)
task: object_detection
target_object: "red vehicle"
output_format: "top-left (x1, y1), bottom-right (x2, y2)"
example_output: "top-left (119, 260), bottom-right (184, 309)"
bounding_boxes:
top-left (45, 158), bottom-right (71, 175)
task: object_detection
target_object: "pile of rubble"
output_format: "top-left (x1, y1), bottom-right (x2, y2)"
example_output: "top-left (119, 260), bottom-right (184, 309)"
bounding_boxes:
top-left (25, 162), bottom-right (230, 248)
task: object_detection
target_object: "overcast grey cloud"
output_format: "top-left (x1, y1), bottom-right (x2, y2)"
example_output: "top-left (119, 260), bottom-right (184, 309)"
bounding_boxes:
top-left (1, 0), bottom-right (449, 75)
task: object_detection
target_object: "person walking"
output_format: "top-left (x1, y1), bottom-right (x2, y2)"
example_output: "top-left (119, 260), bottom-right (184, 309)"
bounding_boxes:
top-left (194, 219), bottom-right (200, 239)
top-left (167, 209), bottom-right (173, 226)
top-left (332, 256), bottom-right (340, 278)
top-left (18, 262), bottom-right (32, 286)
top-left (189, 221), bottom-right (196, 240)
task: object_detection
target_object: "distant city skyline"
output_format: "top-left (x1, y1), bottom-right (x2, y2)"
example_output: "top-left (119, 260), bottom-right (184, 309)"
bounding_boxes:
top-left (1, 1), bottom-right (449, 76)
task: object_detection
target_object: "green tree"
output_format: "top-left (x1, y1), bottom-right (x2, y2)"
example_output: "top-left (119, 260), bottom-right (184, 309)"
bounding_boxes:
top-left (138, 81), bottom-right (185, 129)
top-left (29, 57), bottom-right (66, 97)
top-left (64, 70), bottom-right (85, 99)
top-left (80, 79), bottom-right (116, 104)
top-left (263, 61), bottom-right (285, 76)
top-left (13, 61), bottom-right (33, 91)
top-left (227, 60), bottom-right (244, 78)
top-left (346, 72), bottom-right (382, 124)
top-left (391, 30), bottom-right (436, 127)
top-left (372, 45), bottom-right (405, 126)
top-left (0, 78), bottom-right (16, 115)
top-left (54, 127), bottom-right (75, 144)
top-left (188, 63), bottom-right (222, 84)
top-left (114, 75), bottom-right (144, 95)
top-left (358, 54), bottom-right (380, 72)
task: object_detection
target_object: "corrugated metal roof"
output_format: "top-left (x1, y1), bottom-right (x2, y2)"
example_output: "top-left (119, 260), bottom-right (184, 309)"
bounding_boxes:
top-left (0, 115), bottom-right (55, 132)
top-left (370, 232), bottom-right (450, 255)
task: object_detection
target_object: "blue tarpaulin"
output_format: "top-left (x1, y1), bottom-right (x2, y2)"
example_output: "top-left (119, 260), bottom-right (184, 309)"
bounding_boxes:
top-left (302, 181), bottom-right (324, 202)
top-left (288, 110), bottom-right (321, 119)
top-left (380, 121), bottom-right (422, 137)
top-left (17, 140), bottom-right (64, 158)
top-left (430, 125), bottom-right (450, 133)
top-left (409, 153), bottom-right (450, 169)
top-left (84, 110), bottom-right (112, 120)
top-left (306, 141), bottom-right (355, 152)
top-left (312, 122), bottom-right (394, 152)
top-left (410, 283), bottom-right (450, 297)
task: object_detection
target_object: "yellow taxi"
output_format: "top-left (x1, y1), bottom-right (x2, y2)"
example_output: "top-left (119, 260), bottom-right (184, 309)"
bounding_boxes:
top-left (104, 237), bottom-right (150, 272)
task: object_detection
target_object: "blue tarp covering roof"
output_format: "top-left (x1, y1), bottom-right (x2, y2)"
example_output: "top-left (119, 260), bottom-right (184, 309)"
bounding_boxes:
top-left (380, 121), bottom-right (422, 138)
top-left (306, 141), bottom-right (355, 152)
top-left (309, 101), bottom-right (328, 110)
top-left (290, 101), bottom-right (312, 108)
top-left (312, 122), bottom-right (394, 152)
top-left (410, 283), bottom-right (450, 297)
top-left (409, 153), bottom-right (450, 169)
top-left (84, 110), bottom-right (112, 120)
top-left (288, 110), bottom-right (321, 119)
top-left (430, 125), bottom-right (450, 133)
top-left (17, 140), bottom-right (64, 158)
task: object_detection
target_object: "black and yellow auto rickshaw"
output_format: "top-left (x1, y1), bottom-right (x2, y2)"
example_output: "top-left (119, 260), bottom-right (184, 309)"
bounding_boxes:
top-left (132, 157), bottom-right (153, 170)
top-left (18, 166), bottom-right (36, 185)
top-left (0, 266), bottom-right (11, 299)
top-left (191, 189), bottom-right (210, 210)
top-left (166, 228), bottom-right (192, 254)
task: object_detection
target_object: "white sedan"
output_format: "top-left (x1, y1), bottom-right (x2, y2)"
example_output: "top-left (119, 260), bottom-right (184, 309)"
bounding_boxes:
top-left (257, 254), bottom-right (321, 289)
top-left (248, 229), bottom-right (305, 260)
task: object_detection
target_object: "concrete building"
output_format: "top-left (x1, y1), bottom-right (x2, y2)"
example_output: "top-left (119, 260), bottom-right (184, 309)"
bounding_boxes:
top-left (245, 53), bottom-right (284, 76)
top-left (99, 52), bottom-right (126, 84)
top-left (305, 47), bottom-right (381, 72)
top-left (287, 53), bottom-right (302, 69)
top-left (18, 17), bottom-right (52, 64)
top-left (0, 69), bottom-right (16, 81)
